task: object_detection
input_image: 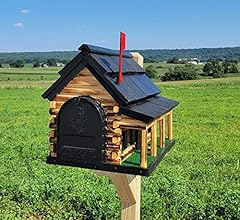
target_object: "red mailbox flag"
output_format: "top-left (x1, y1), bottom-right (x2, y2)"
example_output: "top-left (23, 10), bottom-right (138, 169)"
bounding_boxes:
top-left (118, 32), bottom-right (126, 84)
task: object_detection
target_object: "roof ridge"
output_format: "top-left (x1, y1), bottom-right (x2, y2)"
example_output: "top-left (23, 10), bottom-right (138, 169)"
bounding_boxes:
top-left (78, 44), bottom-right (132, 58)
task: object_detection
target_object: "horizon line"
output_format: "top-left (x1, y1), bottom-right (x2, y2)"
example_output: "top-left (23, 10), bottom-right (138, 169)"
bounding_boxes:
top-left (1, 45), bottom-right (240, 53)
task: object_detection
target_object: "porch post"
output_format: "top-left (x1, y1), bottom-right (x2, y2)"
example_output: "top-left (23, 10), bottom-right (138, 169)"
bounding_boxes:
top-left (160, 117), bottom-right (165, 148)
top-left (140, 129), bottom-right (147, 168)
top-left (168, 111), bottom-right (173, 140)
top-left (150, 123), bottom-right (157, 156)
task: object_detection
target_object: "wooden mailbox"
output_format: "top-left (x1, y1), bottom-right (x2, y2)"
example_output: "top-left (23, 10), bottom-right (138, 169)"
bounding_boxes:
top-left (42, 44), bottom-right (178, 176)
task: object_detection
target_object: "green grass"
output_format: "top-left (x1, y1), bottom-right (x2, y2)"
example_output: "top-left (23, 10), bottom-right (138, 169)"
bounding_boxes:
top-left (0, 76), bottom-right (239, 219)
top-left (122, 138), bottom-right (171, 168)
top-left (0, 67), bottom-right (60, 81)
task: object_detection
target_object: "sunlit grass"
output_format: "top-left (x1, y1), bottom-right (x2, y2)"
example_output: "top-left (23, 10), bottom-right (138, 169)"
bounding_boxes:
top-left (0, 77), bottom-right (239, 219)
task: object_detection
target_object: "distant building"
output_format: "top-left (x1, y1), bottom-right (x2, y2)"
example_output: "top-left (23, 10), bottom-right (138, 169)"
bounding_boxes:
top-left (56, 62), bottom-right (65, 67)
top-left (41, 63), bottom-right (49, 68)
top-left (187, 60), bottom-right (198, 65)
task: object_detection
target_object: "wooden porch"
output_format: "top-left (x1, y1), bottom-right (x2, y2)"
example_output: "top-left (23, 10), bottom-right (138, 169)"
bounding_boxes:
top-left (119, 110), bottom-right (174, 169)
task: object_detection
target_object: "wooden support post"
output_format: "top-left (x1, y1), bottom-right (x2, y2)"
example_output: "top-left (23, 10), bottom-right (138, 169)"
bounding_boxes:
top-left (140, 129), bottom-right (147, 169)
top-left (160, 117), bottom-right (165, 148)
top-left (150, 124), bottom-right (157, 156)
top-left (96, 171), bottom-right (141, 220)
top-left (168, 111), bottom-right (173, 140)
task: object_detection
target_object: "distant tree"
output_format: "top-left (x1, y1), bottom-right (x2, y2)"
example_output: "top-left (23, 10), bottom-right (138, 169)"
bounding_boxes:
top-left (47, 58), bottom-right (57, 67)
top-left (144, 58), bottom-right (155, 63)
top-left (203, 62), bottom-right (213, 74)
top-left (222, 61), bottom-right (230, 73)
top-left (9, 60), bottom-right (24, 68)
top-left (161, 64), bottom-right (198, 81)
top-left (167, 57), bottom-right (179, 64)
top-left (60, 59), bottom-right (70, 65)
top-left (229, 63), bottom-right (238, 73)
top-left (0, 64), bottom-right (2, 68)
top-left (203, 60), bottom-right (224, 78)
top-left (145, 65), bottom-right (158, 78)
top-left (33, 62), bottom-right (40, 68)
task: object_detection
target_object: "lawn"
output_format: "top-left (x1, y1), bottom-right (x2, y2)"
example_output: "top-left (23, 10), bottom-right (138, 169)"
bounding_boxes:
top-left (0, 67), bottom-right (60, 81)
top-left (0, 75), bottom-right (239, 219)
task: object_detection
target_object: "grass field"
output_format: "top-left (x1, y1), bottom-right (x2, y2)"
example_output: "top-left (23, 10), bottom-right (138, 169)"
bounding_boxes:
top-left (144, 62), bottom-right (240, 79)
top-left (0, 68), bottom-right (239, 219)
top-left (0, 67), bottom-right (60, 81)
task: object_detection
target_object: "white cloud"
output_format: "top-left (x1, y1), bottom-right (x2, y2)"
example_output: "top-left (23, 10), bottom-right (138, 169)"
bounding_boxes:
top-left (20, 9), bottom-right (31, 14)
top-left (13, 22), bottom-right (24, 28)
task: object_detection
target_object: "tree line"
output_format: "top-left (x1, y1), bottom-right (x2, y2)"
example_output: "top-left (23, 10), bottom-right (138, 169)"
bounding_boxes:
top-left (136, 46), bottom-right (240, 62)
top-left (146, 60), bottom-right (239, 81)
top-left (1, 46), bottom-right (240, 64)
top-left (0, 58), bottom-right (70, 68)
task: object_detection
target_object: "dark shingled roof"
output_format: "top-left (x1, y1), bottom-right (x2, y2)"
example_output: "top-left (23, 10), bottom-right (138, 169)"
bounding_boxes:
top-left (120, 96), bottom-right (178, 122)
top-left (42, 44), bottom-right (178, 122)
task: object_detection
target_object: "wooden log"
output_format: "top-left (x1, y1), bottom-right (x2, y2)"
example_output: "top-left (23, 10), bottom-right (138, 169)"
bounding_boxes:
top-left (49, 123), bottom-right (57, 129)
top-left (107, 115), bottom-right (122, 121)
top-left (147, 132), bottom-right (151, 142)
top-left (56, 102), bottom-right (64, 109)
top-left (168, 111), bottom-right (173, 140)
top-left (140, 130), bottom-right (147, 169)
top-left (107, 132), bottom-right (122, 138)
top-left (121, 145), bottom-right (135, 160)
top-left (111, 136), bottom-right (121, 144)
top-left (106, 145), bottom-right (122, 151)
top-left (49, 143), bottom-right (56, 152)
top-left (50, 152), bottom-right (57, 157)
top-left (119, 118), bottom-right (146, 128)
top-left (106, 141), bottom-right (121, 146)
top-left (113, 106), bottom-right (119, 113)
top-left (103, 105), bottom-right (119, 113)
top-left (49, 115), bottom-right (57, 128)
top-left (111, 151), bottom-right (121, 160)
top-left (49, 137), bottom-right (57, 144)
top-left (49, 101), bottom-right (56, 109)
top-left (49, 108), bottom-right (59, 115)
top-left (151, 124), bottom-right (157, 157)
top-left (49, 115), bottom-right (56, 124)
top-left (160, 117), bottom-right (165, 148)
top-left (108, 128), bottom-right (122, 136)
top-left (106, 110), bottom-right (120, 115)
top-left (49, 130), bottom-right (56, 138)
top-left (112, 120), bottom-right (120, 129)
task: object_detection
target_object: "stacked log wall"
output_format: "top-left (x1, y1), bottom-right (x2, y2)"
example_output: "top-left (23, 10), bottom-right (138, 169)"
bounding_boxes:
top-left (48, 67), bottom-right (122, 164)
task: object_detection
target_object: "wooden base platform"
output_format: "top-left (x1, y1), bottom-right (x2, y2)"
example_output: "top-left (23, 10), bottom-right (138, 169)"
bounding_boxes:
top-left (47, 139), bottom-right (175, 176)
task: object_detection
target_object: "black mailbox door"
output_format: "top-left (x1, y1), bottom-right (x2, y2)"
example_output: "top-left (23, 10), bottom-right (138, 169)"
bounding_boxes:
top-left (57, 96), bottom-right (106, 167)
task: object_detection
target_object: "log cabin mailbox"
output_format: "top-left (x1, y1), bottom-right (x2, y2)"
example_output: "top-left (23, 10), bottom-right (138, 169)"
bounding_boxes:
top-left (42, 44), bottom-right (179, 176)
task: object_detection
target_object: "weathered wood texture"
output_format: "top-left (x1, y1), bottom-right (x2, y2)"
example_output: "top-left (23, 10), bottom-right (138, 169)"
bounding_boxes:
top-left (49, 67), bottom-right (122, 164)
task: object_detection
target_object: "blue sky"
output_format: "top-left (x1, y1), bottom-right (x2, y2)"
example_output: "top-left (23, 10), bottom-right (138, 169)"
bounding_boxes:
top-left (0, 0), bottom-right (240, 52)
